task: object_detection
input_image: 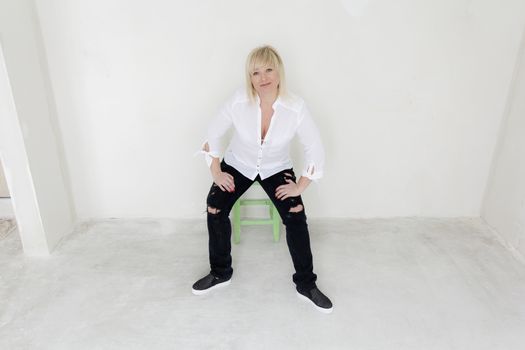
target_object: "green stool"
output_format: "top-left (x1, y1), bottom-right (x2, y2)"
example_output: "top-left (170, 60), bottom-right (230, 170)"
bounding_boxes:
top-left (232, 183), bottom-right (280, 244)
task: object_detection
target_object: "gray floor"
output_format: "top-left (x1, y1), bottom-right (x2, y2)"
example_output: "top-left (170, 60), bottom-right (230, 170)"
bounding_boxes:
top-left (1, 217), bottom-right (524, 349)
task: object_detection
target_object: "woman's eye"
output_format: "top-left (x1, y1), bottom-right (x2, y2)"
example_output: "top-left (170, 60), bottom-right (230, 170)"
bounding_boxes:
top-left (266, 68), bottom-right (273, 72)
top-left (252, 72), bottom-right (259, 76)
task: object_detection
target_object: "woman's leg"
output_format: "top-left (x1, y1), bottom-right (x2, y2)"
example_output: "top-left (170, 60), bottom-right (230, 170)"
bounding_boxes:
top-left (258, 169), bottom-right (317, 292)
top-left (206, 160), bottom-right (254, 279)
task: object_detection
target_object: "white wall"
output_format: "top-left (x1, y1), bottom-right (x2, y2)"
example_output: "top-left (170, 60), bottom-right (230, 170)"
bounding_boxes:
top-left (482, 26), bottom-right (525, 260)
top-left (0, 0), bottom-right (75, 254)
top-left (34, 0), bottom-right (525, 219)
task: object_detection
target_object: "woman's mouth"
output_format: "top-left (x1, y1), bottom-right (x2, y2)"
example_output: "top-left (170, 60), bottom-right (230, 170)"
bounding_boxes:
top-left (260, 82), bottom-right (271, 87)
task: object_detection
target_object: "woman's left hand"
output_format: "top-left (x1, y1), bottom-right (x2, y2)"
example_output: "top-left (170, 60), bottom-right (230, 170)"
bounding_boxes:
top-left (275, 179), bottom-right (302, 200)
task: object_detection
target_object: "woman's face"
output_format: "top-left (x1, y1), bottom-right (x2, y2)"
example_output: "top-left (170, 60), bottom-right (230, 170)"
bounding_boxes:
top-left (250, 64), bottom-right (280, 96)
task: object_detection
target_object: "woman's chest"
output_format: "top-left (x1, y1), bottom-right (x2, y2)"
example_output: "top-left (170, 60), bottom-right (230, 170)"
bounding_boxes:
top-left (232, 105), bottom-right (297, 143)
top-left (260, 108), bottom-right (273, 139)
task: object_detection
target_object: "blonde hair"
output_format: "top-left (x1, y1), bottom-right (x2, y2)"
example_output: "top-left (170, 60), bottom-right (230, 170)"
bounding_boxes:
top-left (245, 45), bottom-right (287, 101)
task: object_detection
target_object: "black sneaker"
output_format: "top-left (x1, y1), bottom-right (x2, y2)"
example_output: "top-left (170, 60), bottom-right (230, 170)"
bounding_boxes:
top-left (297, 287), bottom-right (333, 314)
top-left (192, 273), bottom-right (231, 295)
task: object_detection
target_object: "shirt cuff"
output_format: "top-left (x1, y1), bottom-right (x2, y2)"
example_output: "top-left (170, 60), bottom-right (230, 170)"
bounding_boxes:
top-left (302, 162), bottom-right (323, 181)
top-left (194, 140), bottom-right (219, 167)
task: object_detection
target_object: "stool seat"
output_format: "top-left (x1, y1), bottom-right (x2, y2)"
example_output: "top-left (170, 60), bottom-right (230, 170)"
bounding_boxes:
top-left (232, 183), bottom-right (280, 244)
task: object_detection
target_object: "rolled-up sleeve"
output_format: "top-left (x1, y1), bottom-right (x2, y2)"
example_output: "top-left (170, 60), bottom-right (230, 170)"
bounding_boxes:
top-left (296, 103), bottom-right (325, 181)
top-left (198, 97), bottom-right (234, 167)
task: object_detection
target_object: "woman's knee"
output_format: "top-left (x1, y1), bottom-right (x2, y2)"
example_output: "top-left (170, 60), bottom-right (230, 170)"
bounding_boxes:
top-left (206, 183), bottom-right (225, 215)
top-left (289, 204), bottom-right (303, 213)
top-left (207, 206), bottom-right (221, 214)
top-left (282, 207), bottom-right (307, 227)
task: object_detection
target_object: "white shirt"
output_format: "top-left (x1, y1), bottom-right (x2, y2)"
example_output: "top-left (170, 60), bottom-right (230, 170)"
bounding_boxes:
top-left (200, 88), bottom-right (325, 181)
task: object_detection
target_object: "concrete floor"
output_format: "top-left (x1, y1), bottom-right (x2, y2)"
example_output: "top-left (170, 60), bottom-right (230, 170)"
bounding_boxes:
top-left (1, 217), bottom-right (524, 349)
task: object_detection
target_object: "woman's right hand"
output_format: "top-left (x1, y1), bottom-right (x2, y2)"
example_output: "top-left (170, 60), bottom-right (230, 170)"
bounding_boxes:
top-left (205, 143), bottom-right (235, 192)
top-left (213, 170), bottom-right (235, 192)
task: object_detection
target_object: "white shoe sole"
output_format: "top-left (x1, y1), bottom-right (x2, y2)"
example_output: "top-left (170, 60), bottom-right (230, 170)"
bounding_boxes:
top-left (192, 279), bottom-right (231, 295)
top-left (296, 291), bottom-right (333, 314)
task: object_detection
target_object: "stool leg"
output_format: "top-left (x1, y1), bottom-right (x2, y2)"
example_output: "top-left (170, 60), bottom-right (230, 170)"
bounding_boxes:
top-left (233, 200), bottom-right (241, 244)
top-left (272, 204), bottom-right (280, 242)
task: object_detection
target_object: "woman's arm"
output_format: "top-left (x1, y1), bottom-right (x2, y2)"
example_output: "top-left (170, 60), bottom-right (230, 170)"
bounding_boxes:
top-left (296, 175), bottom-right (312, 194)
top-left (275, 102), bottom-right (324, 201)
top-left (200, 93), bottom-right (236, 168)
top-left (203, 142), bottom-right (235, 192)
top-left (296, 103), bottom-right (325, 181)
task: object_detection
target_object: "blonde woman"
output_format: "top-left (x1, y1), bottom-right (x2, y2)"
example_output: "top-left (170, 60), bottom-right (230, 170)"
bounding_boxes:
top-left (193, 45), bottom-right (332, 313)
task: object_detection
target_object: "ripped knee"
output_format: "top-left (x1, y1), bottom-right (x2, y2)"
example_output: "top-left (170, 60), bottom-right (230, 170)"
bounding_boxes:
top-left (207, 206), bottom-right (221, 214)
top-left (288, 204), bottom-right (303, 213)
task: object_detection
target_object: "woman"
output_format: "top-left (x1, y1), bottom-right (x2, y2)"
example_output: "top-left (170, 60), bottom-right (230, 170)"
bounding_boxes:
top-left (192, 45), bottom-right (332, 313)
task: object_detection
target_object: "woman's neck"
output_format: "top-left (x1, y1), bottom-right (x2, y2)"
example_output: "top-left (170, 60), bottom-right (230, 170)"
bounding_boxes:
top-left (258, 91), bottom-right (278, 106)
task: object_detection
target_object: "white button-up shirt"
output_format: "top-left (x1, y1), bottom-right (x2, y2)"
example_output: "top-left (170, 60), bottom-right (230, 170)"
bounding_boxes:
top-left (200, 88), bottom-right (325, 181)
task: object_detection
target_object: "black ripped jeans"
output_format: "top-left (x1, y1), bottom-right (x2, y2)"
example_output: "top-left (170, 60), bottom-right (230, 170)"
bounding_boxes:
top-left (206, 160), bottom-right (317, 292)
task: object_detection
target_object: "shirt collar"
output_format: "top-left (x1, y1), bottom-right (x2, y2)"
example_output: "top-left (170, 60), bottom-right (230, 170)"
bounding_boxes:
top-left (256, 94), bottom-right (283, 109)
